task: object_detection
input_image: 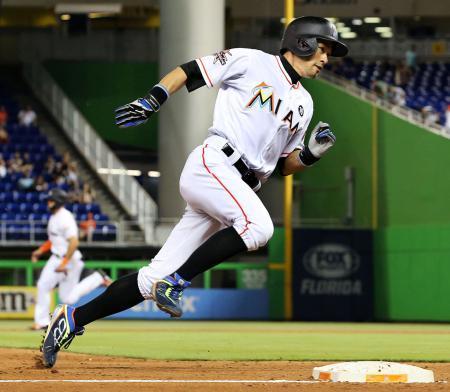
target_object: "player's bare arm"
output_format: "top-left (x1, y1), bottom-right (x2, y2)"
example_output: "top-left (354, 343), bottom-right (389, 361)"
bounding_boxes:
top-left (159, 66), bottom-right (188, 94)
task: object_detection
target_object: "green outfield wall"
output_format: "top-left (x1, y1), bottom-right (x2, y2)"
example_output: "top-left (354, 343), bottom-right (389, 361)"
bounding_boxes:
top-left (300, 79), bottom-right (373, 227)
top-left (45, 61), bottom-right (159, 150)
top-left (374, 225), bottom-right (450, 321)
top-left (302, 78), bottom-right (450, 321)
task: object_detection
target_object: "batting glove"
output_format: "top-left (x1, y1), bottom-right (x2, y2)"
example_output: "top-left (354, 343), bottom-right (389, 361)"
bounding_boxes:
top-left (115, 97), bottom-right (155, 128)
top-left (115, 84), bottom-right (169, 128)
top-left (299, 121), bottom-right (336, 166)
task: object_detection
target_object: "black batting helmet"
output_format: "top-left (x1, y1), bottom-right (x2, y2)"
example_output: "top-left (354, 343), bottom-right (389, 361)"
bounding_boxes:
top-left (280, 16), bottom-right (348, 58)
top-left (47, 188), bottom-right (68, 208)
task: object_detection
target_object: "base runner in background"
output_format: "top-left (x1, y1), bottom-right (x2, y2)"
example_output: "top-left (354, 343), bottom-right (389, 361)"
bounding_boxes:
top-left (31, 189), bottom-right (112, 330)
top-left (40, 16), bottom-right (348, 367)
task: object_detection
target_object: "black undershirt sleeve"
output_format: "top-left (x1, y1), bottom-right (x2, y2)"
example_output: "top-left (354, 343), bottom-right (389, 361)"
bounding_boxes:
top-left (180, 60), bottom-right (207, 92)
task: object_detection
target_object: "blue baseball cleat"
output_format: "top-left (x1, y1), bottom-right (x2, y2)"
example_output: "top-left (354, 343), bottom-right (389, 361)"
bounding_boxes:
top-left (152, 273), bottom-right (191, 318)
top-left (40, 304), bottom-right (84, 368)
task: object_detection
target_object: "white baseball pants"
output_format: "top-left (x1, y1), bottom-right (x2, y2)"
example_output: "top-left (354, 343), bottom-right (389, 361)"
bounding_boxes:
top-left (138, 135), bottom-right (273, 299)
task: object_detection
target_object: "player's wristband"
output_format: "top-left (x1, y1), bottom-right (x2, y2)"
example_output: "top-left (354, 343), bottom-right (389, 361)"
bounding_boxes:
top-left (59, 256), bottom-right (69, 268)
top-left (298, 146), bottom-right (320, 166)
top-left (144, 84), bottom-right (169, 112)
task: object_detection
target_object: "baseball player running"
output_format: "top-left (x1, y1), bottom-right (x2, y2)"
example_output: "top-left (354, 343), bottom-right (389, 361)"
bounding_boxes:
top-left (40, 16), bottom-right (347, 367)
top-left (31, 189), bottom-right (111, 330)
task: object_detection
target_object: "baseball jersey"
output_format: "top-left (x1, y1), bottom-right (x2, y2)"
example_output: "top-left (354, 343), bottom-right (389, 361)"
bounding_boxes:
top-left (182, 48), bottom-right (314, 181)
top-left (47, 207), bottom-right (81, 259)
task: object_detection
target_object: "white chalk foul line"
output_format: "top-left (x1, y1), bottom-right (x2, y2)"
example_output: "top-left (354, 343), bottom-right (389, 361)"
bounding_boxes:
top-left (0, 379), bottom-right (319, 384)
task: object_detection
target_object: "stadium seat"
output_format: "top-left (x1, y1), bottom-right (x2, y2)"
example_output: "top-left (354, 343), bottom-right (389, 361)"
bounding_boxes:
top-left (94, 213), bottom-right (109, 222)
top-left (85, 203), bottom-right (101, 214)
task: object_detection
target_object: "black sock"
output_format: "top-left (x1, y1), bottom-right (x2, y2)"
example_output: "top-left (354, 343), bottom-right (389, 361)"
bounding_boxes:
top-left (176, 227), bottom-right (247, 281)
top-left (74, 272), bottom-right (144, 327)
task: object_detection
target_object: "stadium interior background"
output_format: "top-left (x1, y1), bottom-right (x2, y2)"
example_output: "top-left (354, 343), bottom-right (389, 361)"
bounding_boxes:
top-left (0, 0), bottom-right (450, 323)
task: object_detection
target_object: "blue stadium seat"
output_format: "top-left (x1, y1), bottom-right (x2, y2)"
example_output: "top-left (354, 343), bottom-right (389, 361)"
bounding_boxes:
top-left (6, 224), bottom-right (19, 240)
top-left (85, 203), bottom-right (100, 214)
top-left (0, 191), bottom-right (14, 203)
top-left (72, 203), bottom-right (87, 214)
top-left (5, 203), bottom-right (20, 213)
top-left (0, 212), bottom-right (14, 221)
top-left (25, 192), bottom-right (39, 203)
top-left (14, 213), bottom-right (29, 221)
top-left (34, 223), bottom-right (47, 240)
top-left (29, 212), bottom-right (43, 221)
top-left (94, 213), bottom-right (109, 222)
top-left (13, 192), bottom-right (27, 203)
top-left (32, 203), bottom-right (47, 214)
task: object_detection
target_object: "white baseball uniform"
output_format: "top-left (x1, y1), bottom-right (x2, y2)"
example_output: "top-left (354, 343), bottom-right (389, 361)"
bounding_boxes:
top-left (34, 207), bottom-right (104, 326)
top-left (138, 48), bottom-right (314, 299)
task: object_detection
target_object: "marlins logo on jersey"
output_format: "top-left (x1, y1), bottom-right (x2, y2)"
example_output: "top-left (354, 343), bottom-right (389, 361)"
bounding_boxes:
top-left (246, 82), bottom-right (274, 111)
top-left (246, 81), bottom-right (302, 133)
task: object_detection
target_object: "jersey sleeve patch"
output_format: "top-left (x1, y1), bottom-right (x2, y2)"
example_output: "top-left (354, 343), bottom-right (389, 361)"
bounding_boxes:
top-left (180, 60), bottom-right (207, 92)
top-left (213, 50), bottom-right (232, 65)
top-left (194, 48), bottom-right (250, 88)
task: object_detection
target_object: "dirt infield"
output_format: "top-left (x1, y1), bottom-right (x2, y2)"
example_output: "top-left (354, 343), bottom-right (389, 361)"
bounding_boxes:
top-left (1, 348), bottom-right (449, 391)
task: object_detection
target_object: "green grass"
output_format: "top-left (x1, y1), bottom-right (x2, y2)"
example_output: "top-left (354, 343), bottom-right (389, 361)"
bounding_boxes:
top-left (2, 320), bottom-right (450, 361)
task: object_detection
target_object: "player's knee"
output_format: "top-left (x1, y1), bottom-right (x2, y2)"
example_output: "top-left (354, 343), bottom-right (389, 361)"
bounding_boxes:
top-left (252, 218), bottom-right (274, 248)
top-left (239, 214), bottom-right (274, 251)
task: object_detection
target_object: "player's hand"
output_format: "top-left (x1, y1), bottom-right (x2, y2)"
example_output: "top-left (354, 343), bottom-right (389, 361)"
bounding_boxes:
top-left (55, 265), bottom-right (67, 274)
top-left (308, 121), bottom-right (336, 158)
top-left (115, 97), bottom-right (155, 128)
top-left (31, 250), bottom-right (41, 263)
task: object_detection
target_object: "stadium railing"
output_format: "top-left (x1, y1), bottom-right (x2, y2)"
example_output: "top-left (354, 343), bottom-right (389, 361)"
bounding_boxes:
top-left (23, 62), bottom-right (158, 244)
top-left (0, 260), bottom-right (268, 289)
top-left (0, 219), bottom-right (149, 244)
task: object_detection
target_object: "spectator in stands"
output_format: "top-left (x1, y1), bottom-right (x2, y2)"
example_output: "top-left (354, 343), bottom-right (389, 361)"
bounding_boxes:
top-left (421, 105), bottom-right (439, 126)
top-left (81, 182), bottom-right (96, 204)
top-left (44, 155), bottom-right (56, 175)
top-left (54, 174), bottom-right (66, 187)
top-left (18, 165), bottom-right (35, 191)
top-left (66, 162), bottom-right (80, 191)
top-left (34, 175), bottom-right (49, 192)
top-left (0, 105), bottom-right (8, 126)
top-left (8, 152), bottom-right (23, 172)
top-left (0, 157), bottom-right (7, 178)
top-left (372, 79), bottom-right (389, 100)
top-left (405, 45), bottom-right (417, 73)
top-left (17, 105), bottom-right (37, 127)
top-left (394, 60), bottom-right (411, 88)
top-left (79, 212), bottom-right (97, 243)
top-left (387, 85), bottom-right (406, 107)
top-left (23, 152), bottom-right (31, 165)
top-left (54, 161), bottom-right (64, 176)
top-left (61, 150), bottom-right (71, 172)
top-left (0, 126), bottom-right (8, 144)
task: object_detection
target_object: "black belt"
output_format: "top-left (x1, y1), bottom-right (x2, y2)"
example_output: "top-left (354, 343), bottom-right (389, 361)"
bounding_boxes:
top-left (222, 144), bottom-right (261, 192)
